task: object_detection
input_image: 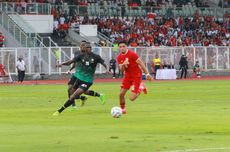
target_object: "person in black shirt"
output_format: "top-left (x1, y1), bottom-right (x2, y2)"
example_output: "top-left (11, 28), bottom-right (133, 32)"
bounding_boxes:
top-left (193, 61), bottom-right (201, 78)
top-left (179, 55), bottom-right (188, 79)
top-left (109, 57), bottom-right (117, 78)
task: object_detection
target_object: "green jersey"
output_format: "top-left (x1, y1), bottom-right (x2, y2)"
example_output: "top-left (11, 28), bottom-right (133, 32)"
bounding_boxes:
top-left (73, 52), bottom-right (105, 83)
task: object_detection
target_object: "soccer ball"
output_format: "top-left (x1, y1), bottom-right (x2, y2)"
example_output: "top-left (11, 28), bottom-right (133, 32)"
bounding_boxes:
top-left (111, 106), bottom-right (122, 118)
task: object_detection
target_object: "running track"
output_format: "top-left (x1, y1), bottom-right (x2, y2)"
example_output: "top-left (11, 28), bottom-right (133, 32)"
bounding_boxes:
top-left (1, 76), bottom-right (230, 85)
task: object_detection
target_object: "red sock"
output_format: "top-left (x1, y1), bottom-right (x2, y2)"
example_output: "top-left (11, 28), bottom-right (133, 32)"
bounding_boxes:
top-left (120, 103), bottom-right (125, 109)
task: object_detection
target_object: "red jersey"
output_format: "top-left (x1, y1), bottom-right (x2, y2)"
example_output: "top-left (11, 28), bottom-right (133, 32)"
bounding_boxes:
top-left (117, 50), bottom-right (142, 78)
top-left (0, 35), bottom-right (4, 42)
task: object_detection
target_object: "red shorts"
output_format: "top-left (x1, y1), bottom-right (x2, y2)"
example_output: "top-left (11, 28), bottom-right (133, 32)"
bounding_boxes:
top-left (121, 76), bottom-right (142, 94)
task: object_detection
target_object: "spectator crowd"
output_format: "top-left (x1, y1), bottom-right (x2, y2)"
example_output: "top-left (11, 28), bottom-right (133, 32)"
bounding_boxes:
top-left (66, 12), bottom-right (229, 47)
top-left (48, 0), bottom-right (229, 47)
top-left (1, 0), bottom-right (229, 47)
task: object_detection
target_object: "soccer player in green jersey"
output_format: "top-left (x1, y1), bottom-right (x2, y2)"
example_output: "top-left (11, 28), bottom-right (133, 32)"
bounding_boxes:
top-left (53, 42), bottom-right (109, 115)
top-left (66, 41), bottom-right (87, 109)
top-left (66, 41), bottom-right (105, 108)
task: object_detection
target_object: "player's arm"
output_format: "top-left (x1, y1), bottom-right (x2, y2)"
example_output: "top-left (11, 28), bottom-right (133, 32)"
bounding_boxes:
top-left (119, 64), bottom-right (126, 72)
top-left (96, 55), bottom-right (109, 73)
top-left (98, 55), bottom-right (110, 73)
top-left (56, 58), bottom-right (75, 67)
top-left (65, 62), bottom-right (76, 74)
top-left (69, 62), bottom-right (75, 71)
top-left (118, 58), bottom-right (129, 72)
top-left (100, 61), bottom-right (111, 74)
top-left (136, 58), bottom-right (153, 81)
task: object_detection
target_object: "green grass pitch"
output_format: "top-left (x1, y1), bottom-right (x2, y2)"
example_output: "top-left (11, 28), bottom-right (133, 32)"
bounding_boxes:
top-left (1, 80), bottom-right (230, 152)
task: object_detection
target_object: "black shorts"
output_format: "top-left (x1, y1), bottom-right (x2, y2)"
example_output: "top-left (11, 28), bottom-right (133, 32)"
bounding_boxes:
top-left (73, 78), bottom-right (92, 91)
top-left (68, 76), bottom-right (77, 86)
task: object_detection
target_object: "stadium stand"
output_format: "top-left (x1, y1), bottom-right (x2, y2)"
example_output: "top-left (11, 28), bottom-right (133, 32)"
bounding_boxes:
top-left (0, 1), bottom-right (229, 47)
top-left (52, 12), bottom-right (229, 47)
top-left (45, 0), bottom-right (229, 47)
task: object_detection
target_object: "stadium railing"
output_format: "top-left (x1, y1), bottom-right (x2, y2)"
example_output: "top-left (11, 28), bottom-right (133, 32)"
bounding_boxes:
top-left (0, 2), bottom-right (229, 18)
top-left (0, 11), bottom-right (34, 47)
top-left (51, 4), bottom-right (230, 18)
top-left (0, 6), bottom-right (57, 48)
top-left (0, 2), bottom-right (50, 15)
top-left (0, 46), bottom-right (229, 75)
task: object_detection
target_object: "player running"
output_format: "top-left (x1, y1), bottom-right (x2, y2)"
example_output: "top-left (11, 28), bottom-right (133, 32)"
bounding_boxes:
top-left (117, 41), bottom-right (153, 114)
top-left (53, 42), bottom-right (109, 116)
top-left (66, 41), bottom-right (87, 109)
top-left (65, 41), bottom-right (105, 109)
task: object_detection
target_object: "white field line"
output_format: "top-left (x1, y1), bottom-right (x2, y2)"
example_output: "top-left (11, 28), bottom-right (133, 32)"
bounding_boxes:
top-left (162, 147), bottom-right (230, 152)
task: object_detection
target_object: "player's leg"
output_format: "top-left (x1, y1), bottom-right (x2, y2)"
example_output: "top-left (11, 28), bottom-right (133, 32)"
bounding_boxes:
top-left (53, 80), bottom-right (91, 115)
top-left (18, 70), bottom-right (21, 82)
top-left (68, 77), bottom-right (78, 108)
top-left (119, 88), bottom-right (128, 114)
top-left (53, 88), bottom-right (85, 115)
top-left (68, 77), bottom-right (87, 108)
top-left (197, 68), bottom-right (201, 78)
top-left (180, 68), bottom-right (184, 79)
top-left (84, 90), bottom-right (105, 105)
top-left (139, 82), bottom-right (147, 94)
top-left (68, 84), bottom-right (78, 110)
top-left (68, 84), bottom-right (73, 98)
top-left (184, 68), bottom-right (187, 78)
top-left (119, 78), bottom-right (131, 114)
top-left (129, 92), bottom-right (139, 101)
top-left (76, 81), bottom-right (92, 106)
top-left (129, 77), bottom-right (144, 101)
top-left (71, 86), bottom-right (87, 107)
top-left (112, 67), bottom-right (116, 78)
top-left (21, 71), bottom-right (25, 82)
top-left (67, 76), bottom-right (76, 98)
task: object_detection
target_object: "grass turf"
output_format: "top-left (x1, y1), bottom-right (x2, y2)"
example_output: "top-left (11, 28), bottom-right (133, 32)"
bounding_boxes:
top-left (0, 80), bottom-right (230, 152)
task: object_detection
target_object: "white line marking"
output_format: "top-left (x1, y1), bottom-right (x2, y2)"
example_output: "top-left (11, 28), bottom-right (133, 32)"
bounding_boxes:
top-left (163, 147), bottom-right (230, 152)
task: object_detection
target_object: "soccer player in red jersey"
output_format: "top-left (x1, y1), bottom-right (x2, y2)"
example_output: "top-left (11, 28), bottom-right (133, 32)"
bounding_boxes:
top-left (117, 41), bottom-right (153, 114)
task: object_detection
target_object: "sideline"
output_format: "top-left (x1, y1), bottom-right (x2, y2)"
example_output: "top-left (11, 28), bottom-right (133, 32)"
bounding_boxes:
top-left (1, 76), bottom-right (230, 86)
top-left (163, 147), bottom-right (230, 152)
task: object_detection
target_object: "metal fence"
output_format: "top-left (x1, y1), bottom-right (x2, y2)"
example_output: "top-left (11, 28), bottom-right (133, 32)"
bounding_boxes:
top-left (0, 10), bottom-right (47, 47)
top-left (0, 2), bottom-right (50, 15)
top-left (0, 46), bottom-right (229, 75)
top-left (0, 2), bottom-right (229, 18)
top-left (52, 4), bottom-right (230, 18)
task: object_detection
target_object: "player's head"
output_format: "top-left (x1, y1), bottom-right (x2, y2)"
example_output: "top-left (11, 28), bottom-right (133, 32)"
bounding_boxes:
top-left (85, 42), bottom-right (92, 54)
top-left (118, 41), bottom-right (127, 54)
top-left (180, 55), bottom-right (187, 61)
top-left (18, 56), bottom-right (23, 61)
top-left (99, 40), bottom-right (106, 47)
top-left (80, 40), bottom-right (87, 53)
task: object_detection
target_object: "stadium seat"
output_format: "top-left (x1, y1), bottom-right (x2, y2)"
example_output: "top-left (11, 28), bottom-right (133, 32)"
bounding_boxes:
top-left (133, 9), bottom-right (138, 16)
top-left (87, 6), bottom-right (91, 15)
top-left (172, 9), bottom-right (179, 17)
top-left (124, 7), bottom-right (129, 16)
top-left (129, 9), bottom-right (134, 16)
top-left (90, 4), bottom-right (97, 16)
top-left (99, 8), bottom-right (105, 16)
